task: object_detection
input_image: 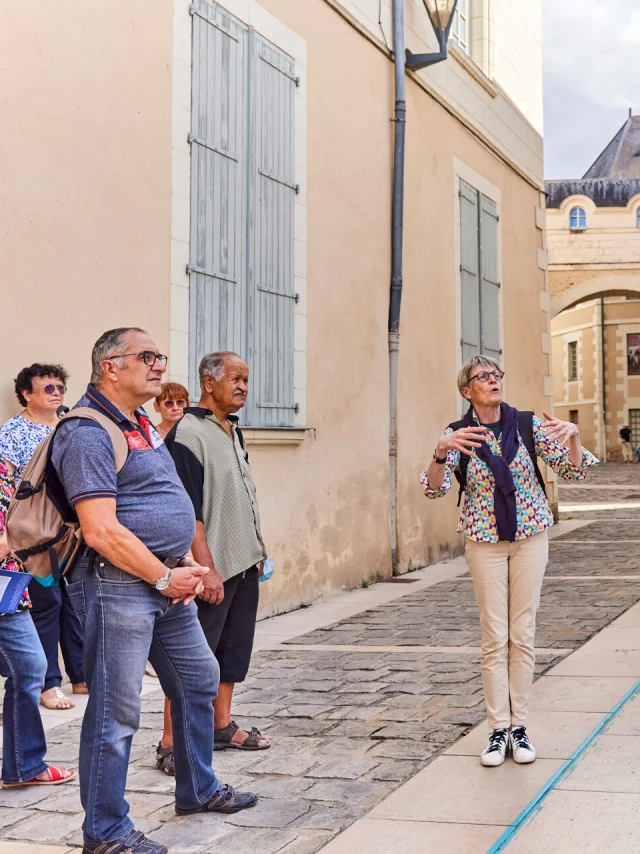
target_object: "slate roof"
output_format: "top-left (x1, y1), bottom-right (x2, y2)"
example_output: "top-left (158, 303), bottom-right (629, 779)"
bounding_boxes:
top-left (546, 113), bottom-right (640, 208)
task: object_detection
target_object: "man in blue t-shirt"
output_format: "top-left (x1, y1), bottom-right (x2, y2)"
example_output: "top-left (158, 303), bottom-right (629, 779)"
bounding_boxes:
top-left (54, 328), bottom-right (257, 854)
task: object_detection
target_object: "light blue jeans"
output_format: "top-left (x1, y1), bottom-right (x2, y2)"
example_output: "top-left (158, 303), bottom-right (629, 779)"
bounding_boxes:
top-left (0, 610), bottom-right (48, 783)
top-left (67, 556), bottom-right (221, 844)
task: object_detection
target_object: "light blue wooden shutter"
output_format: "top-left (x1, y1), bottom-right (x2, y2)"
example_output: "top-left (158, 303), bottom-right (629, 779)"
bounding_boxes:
top-left (189, 0), bottom-right (248, 401)
top-left (244, 32), bottom-right (297, 427)
top-left (479, 195), bottom-right (501, 361)
top-left (460, 181), bottom-right (481, 362)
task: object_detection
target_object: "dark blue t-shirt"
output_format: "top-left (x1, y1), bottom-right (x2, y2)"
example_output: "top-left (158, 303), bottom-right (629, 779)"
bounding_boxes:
top-left (51, 391), bottom-right (195, 557)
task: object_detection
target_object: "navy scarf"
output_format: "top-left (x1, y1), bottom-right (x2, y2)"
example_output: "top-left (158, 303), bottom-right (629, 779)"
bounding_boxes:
top-left (463, 402), bottom-right (519, 542)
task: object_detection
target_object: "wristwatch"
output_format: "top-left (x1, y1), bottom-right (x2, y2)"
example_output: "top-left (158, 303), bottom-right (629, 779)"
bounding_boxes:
top-left (154, 566), bottom-right (173, 591)
top-left (433, 450), bottom-right (447, 465)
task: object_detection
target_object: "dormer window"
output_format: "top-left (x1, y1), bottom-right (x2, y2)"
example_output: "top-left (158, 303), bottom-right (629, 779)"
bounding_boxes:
top-left (569, 207), bottom-right (587, 230)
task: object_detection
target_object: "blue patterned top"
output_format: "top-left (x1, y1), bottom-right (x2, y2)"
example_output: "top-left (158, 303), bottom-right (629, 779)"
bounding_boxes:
top-left (0, 415), bottom-right (53, 481)
top-left (420, 415), bottom-right (599, 543)
top-left (0, 415), bottom-right (53, 613)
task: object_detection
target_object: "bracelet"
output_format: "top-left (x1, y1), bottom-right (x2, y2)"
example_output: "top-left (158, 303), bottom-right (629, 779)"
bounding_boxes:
top-left (433, 450), bottom-right (447, 465)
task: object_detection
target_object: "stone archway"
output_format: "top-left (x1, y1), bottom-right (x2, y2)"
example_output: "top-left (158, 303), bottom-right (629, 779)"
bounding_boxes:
top-left (551, 272), bottom-right (640, 318)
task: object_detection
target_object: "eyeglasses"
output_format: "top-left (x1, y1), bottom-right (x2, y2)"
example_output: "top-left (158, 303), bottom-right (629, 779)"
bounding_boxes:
top-left (108, 351), bottom-right (168, 368)
top-left (468, 370), bottom-right (505, 384)
top-left (40, 384), bottom-right (66, 395)
top-left (162, 399), bottom-right (187, 408)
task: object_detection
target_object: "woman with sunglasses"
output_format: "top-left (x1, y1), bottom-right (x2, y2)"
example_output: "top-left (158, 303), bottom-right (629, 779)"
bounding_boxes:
top-left (0, 364), bottom-right (86, 715)
top-left (421, 355), bottom-right (597, 768)
top-left (153, 382), bottom-right (189, 439)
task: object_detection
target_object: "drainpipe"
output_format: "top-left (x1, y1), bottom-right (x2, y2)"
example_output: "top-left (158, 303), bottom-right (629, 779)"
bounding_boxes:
top-left (601, 296), bottom-right (607, 459)
top-left (388, 0), bottom-right (406, 571)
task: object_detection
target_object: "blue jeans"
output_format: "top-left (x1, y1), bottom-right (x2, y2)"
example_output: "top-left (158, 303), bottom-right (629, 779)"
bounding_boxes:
top-left (67, 556), bottom-right (221, 843)
top-left (30, 580), bottom-right (84, 690)
top-left (0, 610), bottom-right (48, 783)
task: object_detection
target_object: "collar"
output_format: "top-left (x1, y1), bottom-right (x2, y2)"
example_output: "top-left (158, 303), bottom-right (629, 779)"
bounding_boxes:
top-left (85, 384), bottom-right (148, 426)
top-left (184, 407), bottom-right (239, 425)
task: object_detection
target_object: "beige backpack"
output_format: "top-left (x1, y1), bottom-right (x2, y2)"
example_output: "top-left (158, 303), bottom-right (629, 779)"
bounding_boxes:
top-left (5, 408), bottom-right (128, 579)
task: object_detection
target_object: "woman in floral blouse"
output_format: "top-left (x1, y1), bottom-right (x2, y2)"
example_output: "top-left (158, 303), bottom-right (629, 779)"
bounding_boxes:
top-left (0, 363), bottom-right (85, 712)
top-left (421, 355), bottom-right (597, 769)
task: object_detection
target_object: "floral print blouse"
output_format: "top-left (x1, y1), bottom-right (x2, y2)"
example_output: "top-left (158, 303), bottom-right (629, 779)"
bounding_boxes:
top-left (0, 415), bottom-right (53, 613)
top-left (420, 415), bottom-right (599, 543)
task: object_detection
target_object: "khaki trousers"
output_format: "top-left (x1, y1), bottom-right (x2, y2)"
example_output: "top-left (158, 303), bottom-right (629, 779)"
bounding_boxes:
top-left (621, 440), bottom-right (633, 462)
top-left (465, 531), bottom-right (548, 731)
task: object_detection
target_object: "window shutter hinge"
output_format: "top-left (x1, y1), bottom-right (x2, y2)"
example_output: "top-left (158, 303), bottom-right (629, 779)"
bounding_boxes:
top-left (295, 293), bottom-right (301, 304)
top-left (189, 4), bottom-right (196, 15)
top-left (295, 184), bottom-right (301, 195)
top-left (295, 76), bottom-right (301, 88)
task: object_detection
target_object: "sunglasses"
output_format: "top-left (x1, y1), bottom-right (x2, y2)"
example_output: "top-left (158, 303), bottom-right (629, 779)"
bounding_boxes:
top-left (108, 351), bottom-right (168, 368)
top-left (162, 399), bottom-right (187, 408)
top-left (40, 384), bottom-right (66, 395)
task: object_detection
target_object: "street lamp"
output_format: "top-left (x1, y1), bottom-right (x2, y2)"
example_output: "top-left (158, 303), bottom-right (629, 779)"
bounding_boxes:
top-left (406, 0), bottom-right (459, 70)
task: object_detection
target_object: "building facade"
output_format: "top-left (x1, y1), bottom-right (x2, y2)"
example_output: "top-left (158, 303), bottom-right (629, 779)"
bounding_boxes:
top-left (0, 0), bottom-right (549, 616)
top-left (547, 113), bottom-right (640, 459)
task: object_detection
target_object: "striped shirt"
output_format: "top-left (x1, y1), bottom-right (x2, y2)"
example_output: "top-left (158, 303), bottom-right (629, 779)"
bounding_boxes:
top-left (166, 408), bottom-right (267, 582)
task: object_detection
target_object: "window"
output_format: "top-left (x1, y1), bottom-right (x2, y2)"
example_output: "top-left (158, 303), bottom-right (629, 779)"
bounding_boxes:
top-left (451, 0), bottom-right (470, 53)
top-left (569, 410), bottom-right (579, 425)
top-left (636, 209), bottom-right (640, 228)
top-left (630, 410), bottom-right (640, 447)
top-left (569, 207), bottom-right (587, 230)
top-left (627, 334), bottom-right (640, 375)
top-left (568, 341), bottom-right (578, 381)
top-left (189, 0), bottom-right (297, 427)
top-left (460, 181), bottom-right (501, 364)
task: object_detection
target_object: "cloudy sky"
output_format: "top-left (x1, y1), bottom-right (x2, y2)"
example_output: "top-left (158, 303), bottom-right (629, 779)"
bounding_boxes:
top-left (543, 0), bottom-right (640, 179)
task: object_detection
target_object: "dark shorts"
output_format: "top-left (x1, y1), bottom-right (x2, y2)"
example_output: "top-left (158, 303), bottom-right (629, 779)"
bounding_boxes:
top-left (196, 566), bottom-right (259, 683)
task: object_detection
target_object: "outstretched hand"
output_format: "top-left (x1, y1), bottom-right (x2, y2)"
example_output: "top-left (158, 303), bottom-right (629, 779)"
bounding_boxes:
top-left (541, 411), bottom-right (578, 446)
top-left (436, 426), bottom-right (488, 458)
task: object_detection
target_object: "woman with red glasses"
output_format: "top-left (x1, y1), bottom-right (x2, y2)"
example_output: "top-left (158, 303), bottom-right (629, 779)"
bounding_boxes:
top-left (0, 364), bottom-right (77, 790)
top-left (153, 382), bottom-right (189, 440)
top-left (0, 364), bottom-right (86, 713)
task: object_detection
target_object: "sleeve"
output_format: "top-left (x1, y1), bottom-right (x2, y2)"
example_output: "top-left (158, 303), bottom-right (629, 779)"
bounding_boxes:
top-left (0, 422), bottom-right (20, 469)
top-left (167, 438), bottom-right (205, 522)
top-left (50, 420), bottom-right (118, 505)
top-left (419, 428), bottom-right (461, 499)
top-left (533, 416), bottom-right (599, 481)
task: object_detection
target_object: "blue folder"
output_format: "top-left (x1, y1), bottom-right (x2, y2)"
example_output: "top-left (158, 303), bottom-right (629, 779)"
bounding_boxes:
top-left (0, 569), bottom-right (32, 614)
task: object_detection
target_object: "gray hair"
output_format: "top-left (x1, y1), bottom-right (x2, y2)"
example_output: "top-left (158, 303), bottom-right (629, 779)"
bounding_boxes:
top-left (198, 351), bottom-right (239, 388)
top-left (91, 327), bottom-right (147, 385)
top-left (457, 355), bottom-right (502, 396)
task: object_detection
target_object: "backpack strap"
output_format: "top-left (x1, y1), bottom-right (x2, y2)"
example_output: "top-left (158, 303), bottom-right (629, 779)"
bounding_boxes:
top-left (62, 407), bottom-right (129, 472)
top-left (447, 418), bottom-right (467, 507)
top-left (235, 424), bottom-right (249, 462)
top-left (517, 410), bottom-right (547, 496)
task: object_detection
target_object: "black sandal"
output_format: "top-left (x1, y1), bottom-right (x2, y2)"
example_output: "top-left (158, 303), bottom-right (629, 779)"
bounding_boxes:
top-left (213, 720), bottom-right (271, 751)
top-left (155, 743), bottom-right (175, 775)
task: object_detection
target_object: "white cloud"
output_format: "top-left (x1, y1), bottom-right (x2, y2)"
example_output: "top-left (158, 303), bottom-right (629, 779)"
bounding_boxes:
top-left (543, 0), bottom-right (640, 178)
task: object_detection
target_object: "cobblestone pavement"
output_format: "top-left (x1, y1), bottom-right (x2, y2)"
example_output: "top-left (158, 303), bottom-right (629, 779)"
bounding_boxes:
top-left (1, 464), bottom-right (640, 853)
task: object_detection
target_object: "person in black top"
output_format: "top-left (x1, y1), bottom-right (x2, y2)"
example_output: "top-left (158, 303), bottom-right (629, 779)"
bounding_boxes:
top-left (620, 425), bottom-right (633, 462)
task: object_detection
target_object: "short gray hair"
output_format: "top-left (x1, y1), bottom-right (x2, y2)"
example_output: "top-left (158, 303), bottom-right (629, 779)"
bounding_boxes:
top-left (198, 351), bottom-right (239, 388)
top-left (91, 327), bottom-right (147, 385)
top-left (457, 355), bottom-right (501, 396)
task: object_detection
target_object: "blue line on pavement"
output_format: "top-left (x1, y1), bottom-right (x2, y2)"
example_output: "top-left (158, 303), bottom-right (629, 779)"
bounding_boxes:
top-left (485, 676), bottom-right (640, 854)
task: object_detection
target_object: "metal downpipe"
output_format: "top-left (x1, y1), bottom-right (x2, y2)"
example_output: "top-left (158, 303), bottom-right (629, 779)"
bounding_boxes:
top-left (389, 0), bottom-right (406, 570)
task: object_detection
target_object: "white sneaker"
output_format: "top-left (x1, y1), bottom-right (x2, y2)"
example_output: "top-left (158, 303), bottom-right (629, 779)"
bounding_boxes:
top-left (480, 729), bottom-right (509, 767)
top-left (511, 727), bottom-right (536, 764)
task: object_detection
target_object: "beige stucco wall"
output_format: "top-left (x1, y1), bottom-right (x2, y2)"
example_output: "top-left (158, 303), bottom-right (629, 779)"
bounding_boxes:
top-left (221, 0), bottom-right (550, 616)
top-left (0, 0), bottom-right (174, 418)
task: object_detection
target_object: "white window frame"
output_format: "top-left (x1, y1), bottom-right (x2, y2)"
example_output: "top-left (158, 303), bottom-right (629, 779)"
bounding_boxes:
top-left (451, 0), bottom-right (470, 54)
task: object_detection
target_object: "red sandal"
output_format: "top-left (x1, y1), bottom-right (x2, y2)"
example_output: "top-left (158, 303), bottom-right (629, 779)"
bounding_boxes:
top-left (2, 765), bottom-right (76, 789)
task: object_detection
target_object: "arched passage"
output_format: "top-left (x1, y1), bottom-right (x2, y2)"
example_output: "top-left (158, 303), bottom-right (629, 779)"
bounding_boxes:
top-left (551, 272), bottom-right (640, 318)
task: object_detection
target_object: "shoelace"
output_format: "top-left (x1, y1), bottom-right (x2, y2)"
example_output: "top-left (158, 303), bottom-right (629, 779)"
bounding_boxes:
top-left (485, 729), bottom-right (508, 753)
top-left (511, 727), bottom-right (532, 750)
